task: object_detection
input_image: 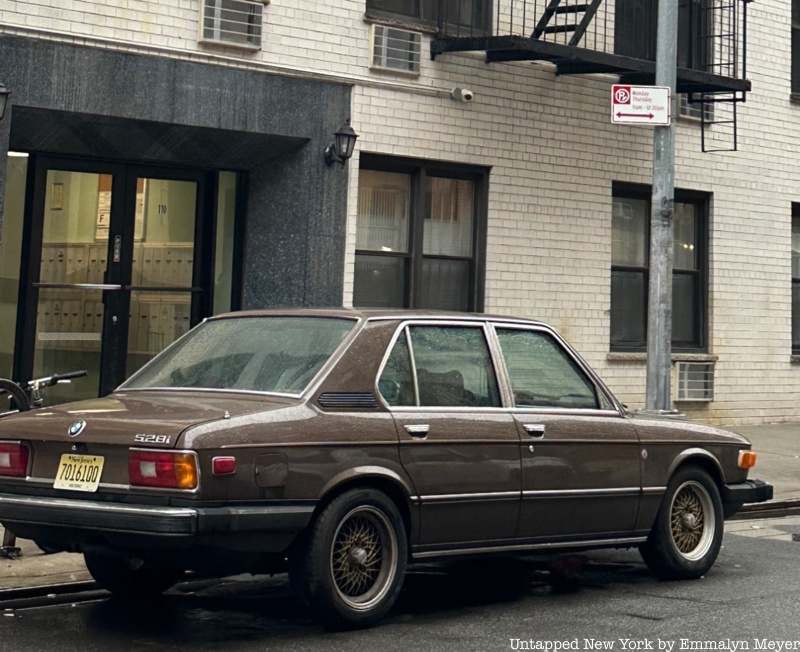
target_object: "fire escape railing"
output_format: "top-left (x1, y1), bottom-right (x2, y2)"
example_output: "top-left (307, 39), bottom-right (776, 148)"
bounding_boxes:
top-left (433, 0), bottom-right (749, 94)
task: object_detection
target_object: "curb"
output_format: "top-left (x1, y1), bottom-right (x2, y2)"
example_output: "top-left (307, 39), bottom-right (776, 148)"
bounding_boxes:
top-left (732, 499), bottom-right (800, 521)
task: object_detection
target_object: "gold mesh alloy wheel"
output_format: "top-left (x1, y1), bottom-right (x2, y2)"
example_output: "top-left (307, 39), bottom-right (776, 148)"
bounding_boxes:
top-left (330, 505), bottom-right (398, 611)
top-left (668, 480), bottom-right (716, 561)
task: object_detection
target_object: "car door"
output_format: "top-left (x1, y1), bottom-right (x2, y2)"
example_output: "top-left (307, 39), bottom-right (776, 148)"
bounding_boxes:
top-left (379, 322), bottom-right (521, 549)
top-left (492, 324), bottom-right (641, 541)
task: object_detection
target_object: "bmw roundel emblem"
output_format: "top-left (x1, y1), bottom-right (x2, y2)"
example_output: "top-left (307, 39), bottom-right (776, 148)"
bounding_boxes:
top-left (68, 420), bottom-right (87, 437)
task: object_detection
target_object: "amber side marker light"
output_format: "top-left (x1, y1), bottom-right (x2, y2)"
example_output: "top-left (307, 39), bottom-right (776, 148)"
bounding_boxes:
top-left (738, 450), bottom-right (757, 469)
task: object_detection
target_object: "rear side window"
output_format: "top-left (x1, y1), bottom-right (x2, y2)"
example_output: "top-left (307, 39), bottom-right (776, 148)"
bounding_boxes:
top-left (379, 325), bottom-right (501, 407)
top-left (496, 328), bottom-right (599, 410)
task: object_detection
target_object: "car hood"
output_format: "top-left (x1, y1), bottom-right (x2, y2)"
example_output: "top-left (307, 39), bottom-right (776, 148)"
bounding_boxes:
top-left (0, 390), bottom-right (298, 446)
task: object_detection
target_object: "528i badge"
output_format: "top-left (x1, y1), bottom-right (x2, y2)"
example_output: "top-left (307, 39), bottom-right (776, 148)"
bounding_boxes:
top-left (133, 434), bottom-right (171, 444)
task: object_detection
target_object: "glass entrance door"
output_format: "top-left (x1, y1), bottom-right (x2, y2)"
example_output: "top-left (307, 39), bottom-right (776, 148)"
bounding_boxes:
top-left (125, 175), bottom-right (200, 379)
top-left (32, 168), bottom-right (117, 402)
top-left (18, 158), bottom-right (211, 401)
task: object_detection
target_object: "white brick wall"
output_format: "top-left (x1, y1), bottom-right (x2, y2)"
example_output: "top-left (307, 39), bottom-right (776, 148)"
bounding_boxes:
top-left (2, 0), bottom-right (799, 424)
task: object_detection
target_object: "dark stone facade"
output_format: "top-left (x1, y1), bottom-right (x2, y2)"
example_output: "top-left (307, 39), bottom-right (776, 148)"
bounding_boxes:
top-left (0, 34), bottom-right (352, 307)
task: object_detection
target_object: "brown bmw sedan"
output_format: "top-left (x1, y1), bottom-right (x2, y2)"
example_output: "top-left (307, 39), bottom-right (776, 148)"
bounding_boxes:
top-left (0, 310), bottom-right (772, 627)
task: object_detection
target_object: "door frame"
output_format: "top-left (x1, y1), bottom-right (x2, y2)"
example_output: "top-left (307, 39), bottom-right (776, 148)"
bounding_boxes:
top-left (14, 155), bottom-right (218, 396)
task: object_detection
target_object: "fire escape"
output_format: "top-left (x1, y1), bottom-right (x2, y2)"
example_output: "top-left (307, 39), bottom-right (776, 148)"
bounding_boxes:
top-left (431, 0), bottom-right (751, 151)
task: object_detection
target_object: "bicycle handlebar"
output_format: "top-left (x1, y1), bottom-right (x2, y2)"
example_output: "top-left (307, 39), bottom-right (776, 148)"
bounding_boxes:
top-left (28, 370), bottom-right (88, 388)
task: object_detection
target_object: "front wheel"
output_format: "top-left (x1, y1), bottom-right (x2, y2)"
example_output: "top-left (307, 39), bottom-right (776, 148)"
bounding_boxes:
top-left (84, 553), bottom-right (184, 598)
top-left (289, 488), bottom-right (407, 629)
top-left (640, 465), bottom-right (723, 580)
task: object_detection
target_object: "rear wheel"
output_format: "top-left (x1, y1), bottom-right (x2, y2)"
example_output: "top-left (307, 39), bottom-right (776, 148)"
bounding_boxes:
top-left (289, 488), bottom-right (407, 628)
top-left (84, 553), bottom-right (184, 598)
top-left (640, 465), bottom-right (723, 580)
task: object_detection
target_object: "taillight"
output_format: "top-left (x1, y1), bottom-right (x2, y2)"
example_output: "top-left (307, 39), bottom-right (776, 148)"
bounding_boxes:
top-left (128, 450), bottom-right (198, 490)
top-left (0, 442), bottom-right (30, 478)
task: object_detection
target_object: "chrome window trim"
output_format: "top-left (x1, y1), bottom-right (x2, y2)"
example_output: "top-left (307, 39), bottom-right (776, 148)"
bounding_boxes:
top-left (387, 406), bottom-right (622, 416)
top-left (117, 387), bottom-right (303, 399)
top-left (405, 326), bottom-right (421, 406)
top-left (374, 319), bottom-right (505, 411)
top-left (491, 321), bottom-right (624, 414)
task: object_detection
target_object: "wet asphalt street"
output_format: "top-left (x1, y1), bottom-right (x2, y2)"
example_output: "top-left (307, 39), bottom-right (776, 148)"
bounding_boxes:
top-left (2, 518), bottom-right (800, 652)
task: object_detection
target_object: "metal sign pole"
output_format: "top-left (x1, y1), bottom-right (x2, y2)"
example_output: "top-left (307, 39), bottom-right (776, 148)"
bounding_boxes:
top-left (645, 0), bottom-right (679, 413)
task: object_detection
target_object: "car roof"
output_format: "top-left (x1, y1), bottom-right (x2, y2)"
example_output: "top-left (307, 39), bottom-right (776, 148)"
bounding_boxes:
top-left (207, 307), bottom-right (549, 328)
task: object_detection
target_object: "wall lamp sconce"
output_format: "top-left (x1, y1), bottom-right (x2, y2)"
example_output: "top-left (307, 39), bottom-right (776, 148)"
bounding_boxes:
top-left (0, 83), bottom-right (10, 121)
top-left (324, 119), bottom-right (359, 166)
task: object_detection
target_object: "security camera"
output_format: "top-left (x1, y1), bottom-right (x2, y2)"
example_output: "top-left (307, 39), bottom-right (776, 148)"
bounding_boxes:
top-left (451, 87), bottom-right (475, 103)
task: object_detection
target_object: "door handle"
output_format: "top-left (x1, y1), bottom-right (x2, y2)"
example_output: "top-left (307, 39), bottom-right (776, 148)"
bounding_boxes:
top-left (404, 424), bottom-right (430, 438)
top-left (523, 424), bottom-right (546, 437)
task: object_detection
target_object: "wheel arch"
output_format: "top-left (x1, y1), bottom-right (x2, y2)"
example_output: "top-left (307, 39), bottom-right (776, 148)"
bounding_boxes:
top-left (313, 467), bottom-right (416, 547)
top-left (666, 448), bottom-right (725, 489)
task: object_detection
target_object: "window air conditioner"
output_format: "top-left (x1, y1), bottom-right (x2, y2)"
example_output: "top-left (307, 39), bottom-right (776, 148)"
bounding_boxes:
top-left (200, 0), bottom-right (265, 50)
top-left (370, 24), bottom-right (422, 75)
top-left (675, 361), bottom-right (715, 402)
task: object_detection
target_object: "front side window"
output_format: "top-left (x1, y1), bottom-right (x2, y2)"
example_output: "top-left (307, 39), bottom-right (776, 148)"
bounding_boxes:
top-left (611, 186), bottom-right (707, 351)
top-left (378, 325), bottom-right (500, 407)
top-left (123, 317), bottom-right (355, 394)
top-left (354, 157), bottom-right (487, 311)
top-left (496, 328), bottom-right (599, 410)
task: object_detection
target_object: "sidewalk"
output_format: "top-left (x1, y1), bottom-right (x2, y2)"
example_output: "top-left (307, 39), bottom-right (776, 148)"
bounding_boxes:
top-left (1, 423), bottom-right (799, 592)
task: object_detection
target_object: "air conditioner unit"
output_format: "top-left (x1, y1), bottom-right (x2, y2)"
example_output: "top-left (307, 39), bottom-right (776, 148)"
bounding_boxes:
top-left (675, 361), bottom-right (715, 402)
top-left (370, 24), bottom-right (422, 75)
top-left (200, 0), bottom-right (264, 50)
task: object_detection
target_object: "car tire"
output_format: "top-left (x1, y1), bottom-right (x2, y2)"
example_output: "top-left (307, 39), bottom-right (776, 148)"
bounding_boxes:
top-left (639, 465), bottom-right (723, 580)
top-left (84, 553), bottom-right (184, 598)
top-left (289, 488), bottom-right (407, 629)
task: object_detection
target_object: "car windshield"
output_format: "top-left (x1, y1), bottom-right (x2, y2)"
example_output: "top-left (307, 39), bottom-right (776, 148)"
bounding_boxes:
top-left (122, 316), bottom-right (356, 394)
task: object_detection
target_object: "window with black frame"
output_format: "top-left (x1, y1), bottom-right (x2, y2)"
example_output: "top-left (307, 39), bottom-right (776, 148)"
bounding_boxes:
top-left (792, 206), bottom-right (800, 353)
top-left (354, 157), bottom-right (486, 311)
top-left (793, 0), bottom-right (800, 95)
top-left (366, 0), bottom-right (489, 33)
top-left (611, 186), bottom-right (707, 351)
top-left (615, 0), bottom-right (708, 69)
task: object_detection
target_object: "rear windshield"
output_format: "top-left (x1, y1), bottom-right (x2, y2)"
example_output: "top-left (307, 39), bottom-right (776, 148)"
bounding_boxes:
top-left (122, 316), bottom-right (356, 394)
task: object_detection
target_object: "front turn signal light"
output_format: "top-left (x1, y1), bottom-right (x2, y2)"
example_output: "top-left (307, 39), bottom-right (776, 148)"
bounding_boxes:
top-left (738, 450), bottom-right (757, 469)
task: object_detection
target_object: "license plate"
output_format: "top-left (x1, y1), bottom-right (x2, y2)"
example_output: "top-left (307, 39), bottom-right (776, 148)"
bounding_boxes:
top-left (53, 454), bottom-right (104, 492)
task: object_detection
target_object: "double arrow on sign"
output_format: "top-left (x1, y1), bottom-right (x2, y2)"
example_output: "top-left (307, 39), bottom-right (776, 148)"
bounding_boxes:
top-left (615, 112), bottom-right (656, 119)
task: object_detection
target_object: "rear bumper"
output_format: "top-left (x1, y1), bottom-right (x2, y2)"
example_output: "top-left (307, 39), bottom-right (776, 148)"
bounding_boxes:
top-left (0, 493), bottom-right (314, 548)
top-left (722, 479), bottom-right (773, 506)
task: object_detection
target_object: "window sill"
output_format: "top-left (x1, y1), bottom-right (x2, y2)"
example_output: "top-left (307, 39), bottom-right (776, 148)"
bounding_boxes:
top-left (791, 93), bottom-right (800, 105)
top-left (607, 352), bottom-right (717, 363)
top-left (363, 12), bottom-right (439, 34)
top-left (790, 355), bottom-right (800, 364)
